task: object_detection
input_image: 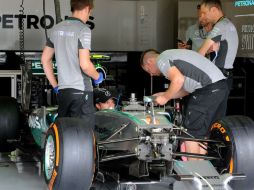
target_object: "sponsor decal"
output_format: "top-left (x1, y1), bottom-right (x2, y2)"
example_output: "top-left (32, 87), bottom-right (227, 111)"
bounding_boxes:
top-left (211, 122), bottom-right (230, 141)
top-left (28, 115), bottom-right (41, 129)
top-left (31, 60), bottom-right (57, 75)
top-left (211, 123), bottom-right (226, 134)
top-left (0, 14), bottom-right (95, 30)
top-left (241, 24), bottom-right (254, 51)
top-left (235, 0), bottom-right (254, 7)
top-left (198, 176), bottom-right (220, 180)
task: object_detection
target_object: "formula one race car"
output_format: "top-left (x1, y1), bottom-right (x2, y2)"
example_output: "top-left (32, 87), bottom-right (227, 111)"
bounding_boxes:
top-left (1, 95), bottom-right (254, 190)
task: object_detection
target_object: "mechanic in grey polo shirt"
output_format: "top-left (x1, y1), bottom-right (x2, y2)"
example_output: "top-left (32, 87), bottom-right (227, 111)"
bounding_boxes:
top-left (140, 49), bottom-right (228, 160)
top-left (179, 4), bottom-right (213, 52)
top-left (199, 0), bottom-right (239, 90)
top-left (41, 0), bottom-right (103, 129)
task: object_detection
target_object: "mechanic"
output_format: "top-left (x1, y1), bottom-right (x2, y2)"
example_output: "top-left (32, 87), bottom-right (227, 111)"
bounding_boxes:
top-left (94, 88), bottom-right (116, 110)
top-left (41, 0), bottom-right (103, 129)
top-left (199, 0), bottom-right (239, 97)
top-left (140, 49), bottom-right (228, 160)
top-left (178, 4), bottom-right (213, 52)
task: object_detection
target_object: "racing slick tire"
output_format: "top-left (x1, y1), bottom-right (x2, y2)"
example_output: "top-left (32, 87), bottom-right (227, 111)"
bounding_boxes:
top-left (210, 115), bottom-right (254, 190)
top-left (44, 117), bottom-right (96, 190)
top-left (0, 96), bottom-right (19, 152)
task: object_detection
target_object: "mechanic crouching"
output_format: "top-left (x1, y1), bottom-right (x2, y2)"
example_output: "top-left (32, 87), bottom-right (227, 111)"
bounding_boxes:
top-left (140, 49), bottom-right (228, 161)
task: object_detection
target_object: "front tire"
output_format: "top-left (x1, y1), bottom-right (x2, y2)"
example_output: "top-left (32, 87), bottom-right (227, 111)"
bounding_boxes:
top-left (210, 115), bottom-right (254, 190)
top-left (44, 117), bottom-right (95, 190)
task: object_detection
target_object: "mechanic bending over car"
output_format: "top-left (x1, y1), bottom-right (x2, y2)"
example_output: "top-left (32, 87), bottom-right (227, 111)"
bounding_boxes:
top-left (198, 0), bottom-right (239, 114)
top-left (140, 49), bottom-right (228, 161)
top-left (41, 0), bottom-right (104, 129)
top-left (94, 88), bottom-right (116, 110)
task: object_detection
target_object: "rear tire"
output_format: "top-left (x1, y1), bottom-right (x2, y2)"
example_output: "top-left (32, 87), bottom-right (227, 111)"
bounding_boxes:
top-left (210, 115), bottom-right (254, 190)
top-left (0, 96), bottom-right (19, 152)
top-left (43, 117), bottom-right (95, 190)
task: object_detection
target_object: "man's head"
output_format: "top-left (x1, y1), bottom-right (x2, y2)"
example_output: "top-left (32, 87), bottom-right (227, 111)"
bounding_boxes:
top-left (71, 0), bottom-right (94, 12)
top-left (200, 0), bottom-right (223, 24)
top-left (140, 49), bottom-right (161, 76)
top-left (197, 4), bottom-right (208, 28)
top-left (94, 88), bottom-right (115, 110)
top-left (71, 0), bottom-right (94, 21)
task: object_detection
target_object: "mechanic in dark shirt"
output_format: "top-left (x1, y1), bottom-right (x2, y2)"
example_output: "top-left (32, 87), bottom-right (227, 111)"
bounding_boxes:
top-left (140, 49), bottom-right (228, 160)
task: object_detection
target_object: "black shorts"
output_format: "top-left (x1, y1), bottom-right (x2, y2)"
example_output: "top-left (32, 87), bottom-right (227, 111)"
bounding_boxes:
top-left (57, 88), bottom-right (96, 130)
top-left (183, 80), bottom-right (228, 138)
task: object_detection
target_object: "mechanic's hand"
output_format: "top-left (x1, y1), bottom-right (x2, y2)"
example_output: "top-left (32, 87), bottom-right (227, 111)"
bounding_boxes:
top-left (154, 95), bottom-right (169, 106)
top-left (177, 42), bottom-right (186, 49)
top-left (207, 42), bottom-right (220, 53)
top-left (177, 42), bottom-right (191, 49)
top-left (53, 86), bottom-right (59, 94)
top-left (93, 72), bottom-right (104, 85)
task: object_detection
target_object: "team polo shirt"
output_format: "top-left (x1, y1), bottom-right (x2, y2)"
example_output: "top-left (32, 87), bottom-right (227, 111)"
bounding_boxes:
top-left (46, 17), bottom-right (93, 91)
top-left (157, 49), bottom-right (225, 93)
top-left (185, 23), bottom-right (207, 52)
top-left (207, 17), bottom-right (239, 69)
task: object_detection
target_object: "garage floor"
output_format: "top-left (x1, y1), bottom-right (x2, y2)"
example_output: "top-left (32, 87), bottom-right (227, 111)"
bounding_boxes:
top-left (1, 148), bottom-right (244, 190)
top-left (0, 148), bottom-right (172, 190)
top-left (0, 150), bottom-right (47, 190)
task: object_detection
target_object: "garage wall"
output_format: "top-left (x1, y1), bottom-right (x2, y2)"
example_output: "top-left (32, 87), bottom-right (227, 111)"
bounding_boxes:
top-left (92, 0), bottom-right (177, 51)
top-left (0, 0), bottom-right (177, 52)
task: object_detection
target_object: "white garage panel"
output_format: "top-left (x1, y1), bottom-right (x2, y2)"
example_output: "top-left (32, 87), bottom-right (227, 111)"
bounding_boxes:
top-left (0, 0), bottom-right (173, 51)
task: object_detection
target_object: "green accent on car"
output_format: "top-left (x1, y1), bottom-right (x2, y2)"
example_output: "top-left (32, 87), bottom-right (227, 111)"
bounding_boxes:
top-left (31, 128), bottom-right (43, 146)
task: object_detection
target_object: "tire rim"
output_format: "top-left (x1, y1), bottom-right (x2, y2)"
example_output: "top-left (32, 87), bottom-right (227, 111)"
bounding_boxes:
top-left (45, 135), bottom-right (55, 180)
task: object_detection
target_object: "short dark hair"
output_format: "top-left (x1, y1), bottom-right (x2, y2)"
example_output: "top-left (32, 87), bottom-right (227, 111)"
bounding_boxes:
top-left (71, 0), bottom-right (94, 12)
top-left (140, 49), bottom-right (160, 66)
top-left (201, 0), bottom-right (222, 11)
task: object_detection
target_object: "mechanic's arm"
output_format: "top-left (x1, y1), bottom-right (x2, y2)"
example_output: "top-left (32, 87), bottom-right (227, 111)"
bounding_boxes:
top-left (41, 46), bottom-right (58, 88)
top-left (79, 49), bottom-right (99, 80)
top-left (173, 89), bottom-right (189, 98)
top-left (198, 38), bottom-right (215, 56)
top-left (154, 89), bottom-right (188, 104)
top-left (154, 66), bottom-right (186, 105)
